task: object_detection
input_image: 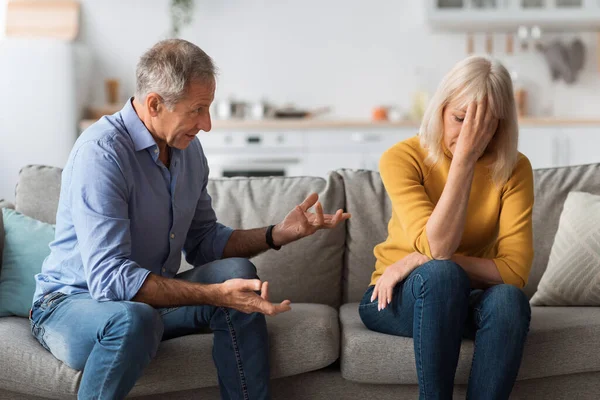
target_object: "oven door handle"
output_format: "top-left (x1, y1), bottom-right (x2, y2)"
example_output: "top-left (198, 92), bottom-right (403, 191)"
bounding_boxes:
top-left (224, 158), bottom-right (302, 165)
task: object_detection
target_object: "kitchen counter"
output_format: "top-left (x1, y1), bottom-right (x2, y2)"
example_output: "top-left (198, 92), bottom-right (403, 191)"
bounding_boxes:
top-left (78, 117), bottom-right (600, 132)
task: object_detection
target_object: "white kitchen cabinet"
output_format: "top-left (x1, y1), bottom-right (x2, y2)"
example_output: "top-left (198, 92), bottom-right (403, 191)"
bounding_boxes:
top-left (427, 0), bottom-right (600, 31)
top-left (560, 127), bottom-right (600, 167)
top-left (518, 126), bottom-right (560, 169)
top-left (303, 152), bottom-right (364, 177)
top-left (303, 129), bottom-right (414, 176)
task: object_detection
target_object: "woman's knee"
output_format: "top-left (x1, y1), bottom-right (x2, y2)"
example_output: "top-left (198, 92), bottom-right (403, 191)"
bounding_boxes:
top-left (415, 259), bottom-right (471, 298)
top-left (482, 284), bottom-right (531, 331)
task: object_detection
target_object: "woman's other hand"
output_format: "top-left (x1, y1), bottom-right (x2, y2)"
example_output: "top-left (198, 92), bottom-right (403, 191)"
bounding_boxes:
top-left (371, 252), bottom-right (429, 311)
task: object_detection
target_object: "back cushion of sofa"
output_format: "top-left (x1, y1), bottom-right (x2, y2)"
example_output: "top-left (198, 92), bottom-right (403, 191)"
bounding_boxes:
top-left (15, 165), bottom-right (62, 224)
top-left (527, 163), bottom-right (600, 298)
top-left (336, 169), bottom-right (391, 304)
top-left (207, 174), bottom-right (346, 308)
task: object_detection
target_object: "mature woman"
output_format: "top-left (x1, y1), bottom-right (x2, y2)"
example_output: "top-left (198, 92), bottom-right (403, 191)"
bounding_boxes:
top-left (359, 55), bottom-right (533, 400)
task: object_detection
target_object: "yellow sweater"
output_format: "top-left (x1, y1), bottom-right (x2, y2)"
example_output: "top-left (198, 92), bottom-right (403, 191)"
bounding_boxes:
top-left (371, 135), bottom-right (534, 288)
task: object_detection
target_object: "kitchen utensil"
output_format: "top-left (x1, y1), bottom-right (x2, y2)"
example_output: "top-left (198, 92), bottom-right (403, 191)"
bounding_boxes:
top-left (467, 33), bottom-right (475, 55)
top-left (567, 38), bottom-right (585, 77)
top-left (273, 106), bottom-right (331, 119)
top-left (540, 40), bottom-right (583, 84)
top-left (5, 0), bottom-right (80, 40)
top-left (531, 25), bottom-right (543, 51)
top-left (105, 79), bottom-right (120, 105)
top-left (486, 33), bottom-right (494, 54)
top-left (250, 100), bottom-right (275, 120)
top-left (506, 33), bottom-right (514, 55)
top-left (518, 26), bottom-right (529, 51)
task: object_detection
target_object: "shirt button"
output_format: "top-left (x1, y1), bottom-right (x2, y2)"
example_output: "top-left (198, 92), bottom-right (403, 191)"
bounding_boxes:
top-left (154, 149), bottom-right (159, 154)
top-left (170, 233), bottom-right (175, 239)
top-left (162, 267), bottom-right (166, 273)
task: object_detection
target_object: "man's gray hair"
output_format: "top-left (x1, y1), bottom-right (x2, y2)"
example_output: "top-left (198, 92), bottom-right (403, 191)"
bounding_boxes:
top-left (135, 39), bottom-right (216, 109)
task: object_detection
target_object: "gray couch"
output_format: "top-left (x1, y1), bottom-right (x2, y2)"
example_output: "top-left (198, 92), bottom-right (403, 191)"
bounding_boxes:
top-left (1, 163), bottom-right (600, 399)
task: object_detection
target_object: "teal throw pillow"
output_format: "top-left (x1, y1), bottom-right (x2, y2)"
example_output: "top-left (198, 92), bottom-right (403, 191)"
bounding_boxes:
top-left (0, 208), bottom-right (55, 317)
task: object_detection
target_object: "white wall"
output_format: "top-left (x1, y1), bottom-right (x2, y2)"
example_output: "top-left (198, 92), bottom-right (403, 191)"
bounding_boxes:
top-left (0, 1), bottom-right (5, 40)
top-left (79, 0), bottom-right (600, 119)
top-left (0, 40), bottom-right (78, 201)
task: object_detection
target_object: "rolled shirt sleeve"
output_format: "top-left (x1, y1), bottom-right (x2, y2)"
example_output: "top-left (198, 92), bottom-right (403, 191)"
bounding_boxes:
top-left (69, 142), bottom-right (150, 301)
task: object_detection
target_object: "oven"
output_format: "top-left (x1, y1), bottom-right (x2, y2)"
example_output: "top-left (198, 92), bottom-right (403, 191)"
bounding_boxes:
top-left (208, 154), bottom-right (304, 178)
top-left (199, 131), bottom-right (306, 179)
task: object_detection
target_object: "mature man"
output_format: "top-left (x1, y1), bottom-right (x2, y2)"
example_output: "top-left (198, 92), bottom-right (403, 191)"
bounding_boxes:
top-left (30, 39), bottom-right (349, 400)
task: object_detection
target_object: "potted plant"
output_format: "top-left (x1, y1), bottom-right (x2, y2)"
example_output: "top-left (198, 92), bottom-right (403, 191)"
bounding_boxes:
top-left (170, 0), bottom-right (195, 38)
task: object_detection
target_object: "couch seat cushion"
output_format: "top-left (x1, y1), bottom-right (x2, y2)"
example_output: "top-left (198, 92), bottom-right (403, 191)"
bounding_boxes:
top-left (340, 303), bottom-right (600, 384)
top-left (0, 304), bottom-right (339, 398)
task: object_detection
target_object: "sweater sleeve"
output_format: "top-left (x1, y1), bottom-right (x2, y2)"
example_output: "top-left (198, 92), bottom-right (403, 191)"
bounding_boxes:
top-left (379, 142), bottom-right (434, 258)
top-left (492, 155), bottom-right (535, 288)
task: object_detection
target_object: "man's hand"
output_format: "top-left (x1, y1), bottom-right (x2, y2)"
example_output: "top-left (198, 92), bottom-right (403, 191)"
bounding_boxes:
top-left (217, 279), bottom-right (292, 316)
top-left (272, 193), bottom-right (351, 246)
top-left (372, 252), bottom-right (429, 311)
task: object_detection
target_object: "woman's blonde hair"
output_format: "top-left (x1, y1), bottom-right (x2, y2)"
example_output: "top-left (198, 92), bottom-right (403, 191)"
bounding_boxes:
top-left (419, 55), bottom-right (519, 186)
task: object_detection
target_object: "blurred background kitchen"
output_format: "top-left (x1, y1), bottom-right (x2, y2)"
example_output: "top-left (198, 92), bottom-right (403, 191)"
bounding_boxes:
top-left (2, 0), bottom-right (600, 201)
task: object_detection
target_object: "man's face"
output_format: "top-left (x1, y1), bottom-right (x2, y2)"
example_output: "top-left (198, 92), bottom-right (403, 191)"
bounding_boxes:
top-left (153, 79), bottom-right (215, 150)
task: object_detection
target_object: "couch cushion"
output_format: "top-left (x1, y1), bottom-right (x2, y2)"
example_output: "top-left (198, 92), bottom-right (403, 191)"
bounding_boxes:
top-left (0, 199), bottom-right (15, 269)
top-left (0, 209), bottom-right (55, 317)
top-left (335, 170), bottom-right (390, 304)
top-left (531, 191), bottom-right (600, 305)
top-left (0, 303), bottom-right (339, 398)
top-left (15, 165), bottom-right (62, 224)
top-left (208, 174), bottom-right (346, 308)
top-left (340, 303), bottom-right (600, 384)
top-left (527, 163), bottom-right (600, 298)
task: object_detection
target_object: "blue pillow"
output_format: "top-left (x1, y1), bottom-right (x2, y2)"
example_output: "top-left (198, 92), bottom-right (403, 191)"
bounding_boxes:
top-left (0, 208), bottom-right (55, 317)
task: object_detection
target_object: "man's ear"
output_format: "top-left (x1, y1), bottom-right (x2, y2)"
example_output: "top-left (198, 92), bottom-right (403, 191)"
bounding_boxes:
top-left (145, 93), bottom-right (163, 117)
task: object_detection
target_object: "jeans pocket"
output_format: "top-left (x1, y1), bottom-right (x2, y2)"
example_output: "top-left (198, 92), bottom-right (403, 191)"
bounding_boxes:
top-left (39, 292), bottom-right (67, 312)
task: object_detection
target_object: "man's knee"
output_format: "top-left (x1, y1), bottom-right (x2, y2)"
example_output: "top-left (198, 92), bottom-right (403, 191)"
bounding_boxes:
top-left (182, 258), bottom-right (258, 284)
top-left (225, 258), bottom-right (258, 280)
top-left (112, 303), bottom-right (164, 350)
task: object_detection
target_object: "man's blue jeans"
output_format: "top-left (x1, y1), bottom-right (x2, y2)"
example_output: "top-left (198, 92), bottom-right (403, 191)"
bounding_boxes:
top-left (30, 258), bottom-right (270, 400)
top-left (359, 260), bottom-right (531, 400)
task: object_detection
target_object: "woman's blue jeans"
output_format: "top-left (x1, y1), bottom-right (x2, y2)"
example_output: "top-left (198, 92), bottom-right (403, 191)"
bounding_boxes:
top-left (30, 258), bottom-right (270, 400)
top-left (359, 260), bottom-right (531, 400)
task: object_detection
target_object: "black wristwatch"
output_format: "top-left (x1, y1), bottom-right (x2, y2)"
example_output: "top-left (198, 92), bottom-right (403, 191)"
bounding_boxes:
top-left (266, 225), bottom-right (282, 250)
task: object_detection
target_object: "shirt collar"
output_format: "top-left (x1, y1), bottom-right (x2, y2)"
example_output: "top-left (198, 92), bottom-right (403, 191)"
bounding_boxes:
top-left (120, 98), bottom-right (159, 152)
